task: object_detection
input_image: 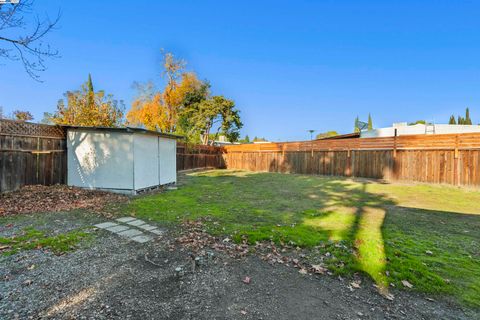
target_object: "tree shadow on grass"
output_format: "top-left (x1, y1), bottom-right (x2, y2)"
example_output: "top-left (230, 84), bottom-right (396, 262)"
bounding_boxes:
top-left (190, 170), bottom-right (394, 291)
top-left (169, 170), bottom-right (480, 304)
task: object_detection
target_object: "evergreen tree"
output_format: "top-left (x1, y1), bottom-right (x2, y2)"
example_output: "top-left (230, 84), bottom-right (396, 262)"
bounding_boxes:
top-left (244, 135), bottom-right (250, 143)
top-left (354, 116), bottom-right (360, 133)
top-left (465, 108), bottom-right (472, 125)
top-left (86, 73), bottom-right (95, 110)
top-left (368, 113), bottom-right (373, 130)
top-left (458, 116), bottom-right (465, 125)
top-left (448, 115), bottom-right (456, 124)
top-left (87, 73), bottom-right (94, 92)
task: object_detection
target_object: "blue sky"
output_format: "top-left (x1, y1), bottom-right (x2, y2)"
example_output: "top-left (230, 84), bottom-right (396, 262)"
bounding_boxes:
top-left (1, 0), bottom-right (480, 141)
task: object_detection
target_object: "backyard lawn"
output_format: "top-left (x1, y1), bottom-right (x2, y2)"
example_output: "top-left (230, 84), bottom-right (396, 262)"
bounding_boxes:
top-left (128, 170), bottom-right (480, 307)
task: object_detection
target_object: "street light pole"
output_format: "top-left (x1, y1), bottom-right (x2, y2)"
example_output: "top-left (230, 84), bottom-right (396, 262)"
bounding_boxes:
top-left (307, 129), bottom-right (315, 140)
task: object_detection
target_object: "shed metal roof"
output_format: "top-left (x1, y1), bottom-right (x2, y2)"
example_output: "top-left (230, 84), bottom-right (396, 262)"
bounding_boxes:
top-left (62, 125), bottom-right (183, 140)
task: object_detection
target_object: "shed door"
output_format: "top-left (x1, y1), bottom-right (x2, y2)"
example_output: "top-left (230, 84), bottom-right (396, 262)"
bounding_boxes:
top-left (159, 138), bottom-right (176, 184)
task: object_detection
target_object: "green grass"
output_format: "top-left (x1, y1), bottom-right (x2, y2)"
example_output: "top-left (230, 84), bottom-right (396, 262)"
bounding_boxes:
top-left (0, 227), bottom-right (91, 256)
top-left (126, 170), bottom-right (480, 307)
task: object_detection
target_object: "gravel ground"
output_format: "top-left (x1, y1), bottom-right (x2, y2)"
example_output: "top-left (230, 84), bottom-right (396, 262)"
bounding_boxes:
top-left (0, 211), bottom-right (477, 320)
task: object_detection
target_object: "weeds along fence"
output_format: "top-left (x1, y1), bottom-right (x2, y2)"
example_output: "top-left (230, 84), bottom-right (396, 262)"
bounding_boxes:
top-left (177, 143), bottom-right (225, 171)
top-left (0, 119), bottom-right (67, 193)
top-left (222, 133), bottom-right (480, 187)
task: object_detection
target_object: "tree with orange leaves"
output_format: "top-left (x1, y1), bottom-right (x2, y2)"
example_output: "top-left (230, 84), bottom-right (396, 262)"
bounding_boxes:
top-left (126, 52), bottom-right (206, 133)
top-left (50, 74), bottom-right (125, 127)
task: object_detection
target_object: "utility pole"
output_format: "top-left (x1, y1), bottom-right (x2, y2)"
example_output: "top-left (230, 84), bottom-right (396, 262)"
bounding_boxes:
top-left (307, 129), bottom-right (315, 140)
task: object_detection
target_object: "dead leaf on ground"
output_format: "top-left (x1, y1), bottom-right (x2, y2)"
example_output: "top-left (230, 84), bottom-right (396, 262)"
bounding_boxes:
top-left (401, 280), bottom-right (413, 288)
top-left (384, 293), bottom-right (395, 301)
top-left (0, 185), bottom-right (128, 216)
top-left (23, 279), bottom-right (33, 286)
top-left (242, 276), bottom-right (251, 284)
top-left (299, 268), bottom-right (308, 275)
top-left (311, 264), bottom-right (327, 274)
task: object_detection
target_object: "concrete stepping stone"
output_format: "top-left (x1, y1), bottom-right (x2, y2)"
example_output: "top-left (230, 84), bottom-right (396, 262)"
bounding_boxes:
top-left (131, 235), bottom-right (152, 243)
top-left (126, 219), bottom-right (146, 227)
top-left (149, 228), bottom-right (165, 236)
top-left (116, 217), bottom-right (136, 223)
top-left (117, 229), bottom-right (143, 238)
top-left (106, 225), bottom-right (130, 233)
top-left (94, 222), bottom-right (118, 229)
top-left (138, 224), bottom-right (157, 231)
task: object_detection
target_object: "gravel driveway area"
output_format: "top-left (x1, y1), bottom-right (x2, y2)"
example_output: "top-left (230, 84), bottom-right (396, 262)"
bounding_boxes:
top-left (0, 211), bottom-right (476, 320)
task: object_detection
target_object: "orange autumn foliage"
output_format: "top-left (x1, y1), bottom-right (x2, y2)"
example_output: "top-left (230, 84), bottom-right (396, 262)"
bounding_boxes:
top-left (126, 72), bottom-right (204, 132)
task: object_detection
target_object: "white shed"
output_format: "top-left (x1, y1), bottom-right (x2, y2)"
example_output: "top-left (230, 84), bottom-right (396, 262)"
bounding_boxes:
top-left (66, 126), bottom-right (180, 194)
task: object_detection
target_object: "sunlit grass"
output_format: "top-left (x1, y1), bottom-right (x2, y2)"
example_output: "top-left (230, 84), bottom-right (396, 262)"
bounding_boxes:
top-left (126, 170), bottom-right (480, 307)
top-left (0, 227), bottom-right (90, 256)
top-left (355, 207), bottom-right (388, 290)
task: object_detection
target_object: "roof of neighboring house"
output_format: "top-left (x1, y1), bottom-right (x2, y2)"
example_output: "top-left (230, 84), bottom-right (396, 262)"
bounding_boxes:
top-left (63, 125), bottom-right (183, 140)
top-left (317, 132), bottom-right (360, 140)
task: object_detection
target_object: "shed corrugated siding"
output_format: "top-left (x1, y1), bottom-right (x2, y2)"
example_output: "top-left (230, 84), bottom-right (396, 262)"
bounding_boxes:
top-left (67, 130), bottom-right (134, 191)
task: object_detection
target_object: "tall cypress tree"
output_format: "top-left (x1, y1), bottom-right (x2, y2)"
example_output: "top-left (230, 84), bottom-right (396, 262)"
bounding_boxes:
top-left (354, 116), bottom-right (360, 133)
top-left (368, 113), bottom-right (373, 130)
top-left (87, 74), bottom-right (94, 92)
top-left (86, 74), bottom-right (95, 110)
top-left (465, 108), bottom-right (472, 125)
top-left (448, 115), bottom-right (456, 124)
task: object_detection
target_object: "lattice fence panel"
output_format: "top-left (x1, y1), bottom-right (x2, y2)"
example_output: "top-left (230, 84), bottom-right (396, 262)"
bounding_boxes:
top-left (0, 119), bottom-right (66, 138)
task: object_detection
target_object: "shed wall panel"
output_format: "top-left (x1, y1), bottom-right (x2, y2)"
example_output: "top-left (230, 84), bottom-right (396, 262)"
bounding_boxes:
top-left (159, 137), bottom-right (177, 184)
top-left (67, 130), bottom-right (134, 191)
top-left (133, 134), bottom-right (160, 189)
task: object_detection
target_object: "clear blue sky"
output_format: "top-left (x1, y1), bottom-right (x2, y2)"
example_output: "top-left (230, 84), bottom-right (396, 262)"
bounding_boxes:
top-left (1, 0), bottom-right (480, 141)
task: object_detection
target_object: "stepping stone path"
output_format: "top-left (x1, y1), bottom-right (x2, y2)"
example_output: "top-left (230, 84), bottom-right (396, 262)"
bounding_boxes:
top-left (94, 218), bottom-right (165, 243)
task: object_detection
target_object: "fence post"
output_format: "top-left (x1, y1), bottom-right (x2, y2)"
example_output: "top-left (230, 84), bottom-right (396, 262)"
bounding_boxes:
top-left (454, 135), bottom-right (459, 185)
top-left (393, 129), bottom-right (397, 159)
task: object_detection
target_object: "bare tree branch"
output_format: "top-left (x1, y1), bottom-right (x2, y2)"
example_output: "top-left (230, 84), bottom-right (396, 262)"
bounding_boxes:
top-left (0, 0), bottom-right (60, 81)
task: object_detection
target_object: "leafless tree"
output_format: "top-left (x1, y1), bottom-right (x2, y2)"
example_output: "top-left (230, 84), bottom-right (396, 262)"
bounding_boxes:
top-left (0, 0), bottom-right (60, 81)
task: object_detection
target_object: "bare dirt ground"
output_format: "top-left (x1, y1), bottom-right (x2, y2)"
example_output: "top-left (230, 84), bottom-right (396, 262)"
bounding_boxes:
top-left (0, 211), bottom-right (477, 320)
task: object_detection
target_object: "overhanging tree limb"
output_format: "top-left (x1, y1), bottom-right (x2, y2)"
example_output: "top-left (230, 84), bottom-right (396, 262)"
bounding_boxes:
top-left (0, 0), bottom-right (60, 81)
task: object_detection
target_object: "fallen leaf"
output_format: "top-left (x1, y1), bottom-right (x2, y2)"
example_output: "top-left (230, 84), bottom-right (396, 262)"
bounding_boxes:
top-left (384, 293), bottom-right (395, 301)
top-left (401, 280), bottom-right (413, 288)
top-left (350, 280), bottom-right (361, 289)
top-left (299, 268), bottom-right (308, 275)
top-left (425, 250), bottom-right (433, 255)
top-left (27, 264), bottom-right (35, 270)
top-left (23, 279), bottom-right (33, 286)
top-left (311, 264), bottom-right (327, 274)
top-left (240, 310), bottom-right (247, 315)
top-left (242, 276), bottom-right (251, 284)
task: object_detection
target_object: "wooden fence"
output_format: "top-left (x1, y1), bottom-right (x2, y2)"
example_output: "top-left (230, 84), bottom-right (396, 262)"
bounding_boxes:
top-left (177, 143), bottom-right (225, 171)
top-left (0, 120), bottom-right (67, 193)
top-left (222, 133), bottom-right (480, 187)
top-left (3, 119), bottom-right (480, 191)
